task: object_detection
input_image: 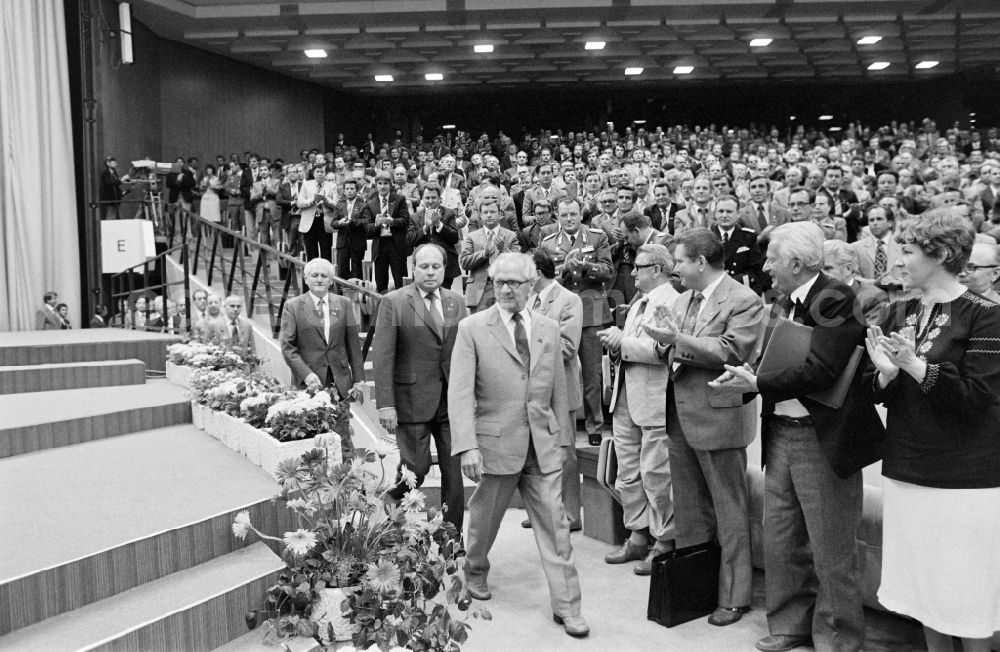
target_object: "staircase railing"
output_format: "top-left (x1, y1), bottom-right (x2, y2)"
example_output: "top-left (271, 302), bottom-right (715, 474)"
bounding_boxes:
top-left (108, 243), bottom-right (191, 331)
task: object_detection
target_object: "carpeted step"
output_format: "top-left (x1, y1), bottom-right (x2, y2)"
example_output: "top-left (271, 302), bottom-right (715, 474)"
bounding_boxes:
top-left (0, 329), bottom-right (181, 372)
top-left (0, 359), bottom-right (146, 394)
top-left (0, 542), bottom-right (284, 652)
top-left (0, 426), bottom-right (293, 636)
top-left (0, 380), bottom-right (191, 458)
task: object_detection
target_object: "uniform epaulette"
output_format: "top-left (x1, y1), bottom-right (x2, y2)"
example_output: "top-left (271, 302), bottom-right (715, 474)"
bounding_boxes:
top-left (588, 228), bottom-right (604, 233)
top-left (541, 232), bottom-right (557, 241)
top-left (741, 227), bottom-right (756, 233)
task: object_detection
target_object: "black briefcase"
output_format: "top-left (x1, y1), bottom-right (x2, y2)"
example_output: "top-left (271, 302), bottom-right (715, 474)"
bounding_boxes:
top-left (646, 540), bottom-right (721, 628)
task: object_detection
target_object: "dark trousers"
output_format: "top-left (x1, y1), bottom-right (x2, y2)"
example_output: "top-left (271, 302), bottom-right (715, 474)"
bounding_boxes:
top-left (374, 236), bottom-right (406, 292)
top-left (763, 420), bottom-right (864, 652)
top-left (387, 419), bottom-right (464, 532)
top-left (578, 325), bottom-right (605, 435)
top-left (303, 214), bottom-right (332, 262)
top-left (335, 247), bottom-right (364, 280)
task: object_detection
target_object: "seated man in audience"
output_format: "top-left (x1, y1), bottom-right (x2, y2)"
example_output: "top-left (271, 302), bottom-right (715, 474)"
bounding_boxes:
top-left (459, 198), bottom-right (520, 312)
top-left (209, 294), bottom-right (255, 353)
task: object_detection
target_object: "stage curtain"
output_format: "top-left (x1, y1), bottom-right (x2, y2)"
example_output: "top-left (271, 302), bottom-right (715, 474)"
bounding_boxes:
top-left (0, 0), bottom-right (80, 331)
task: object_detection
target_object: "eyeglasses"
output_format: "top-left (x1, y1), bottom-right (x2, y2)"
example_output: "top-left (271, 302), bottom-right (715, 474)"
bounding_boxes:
top-left (964, 263), bottom-right (999, 273)
top-left (493, 279), bottom-right (531, 289)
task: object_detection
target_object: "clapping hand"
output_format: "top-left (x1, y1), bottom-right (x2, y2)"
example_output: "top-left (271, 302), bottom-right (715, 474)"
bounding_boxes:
top-left (708, 363), bottom-right (757, 393)
top-left (641, 304), bottom-right (680, 345)
top-left (866, 325), bottom-right (917, 380)
top-left (597, 326), bottom-right (623, 353)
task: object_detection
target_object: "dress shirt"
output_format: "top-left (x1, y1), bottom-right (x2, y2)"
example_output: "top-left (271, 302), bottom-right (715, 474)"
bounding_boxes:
top-left (773, 273), bottom-right (820, 418)
top-left (718, 226), bottom-right (734, 244)
top-left (497, 305), bottom-right (532, 345)
top-left (379, 195), bottom-right (391, 236)
top-left (309, 291), bottom-right (330, 343)
top-left (528, 281), bottom-right (557, 311)
top-left (695, 272), bottom-right (726, 320)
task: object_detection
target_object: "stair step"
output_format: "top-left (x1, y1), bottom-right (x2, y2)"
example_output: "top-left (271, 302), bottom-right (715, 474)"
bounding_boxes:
top-left (214, 629), bottom-right (321, 652)
top-left (0, 543), bottom-right (284, 652)
top-left (0, 330), bottom-right (180, 372)
top-left (0, 359), bottom-right (146, 394)
top-left (0, 425), bottom-right (292, 635)
top-left (0, 380), bottom-right (191, 458)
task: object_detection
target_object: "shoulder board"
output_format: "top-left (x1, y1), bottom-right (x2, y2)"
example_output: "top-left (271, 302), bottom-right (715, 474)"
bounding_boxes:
top-left (588, 228), bottom-right (604, 234)
top-left (542, 233), bottom-right (557, 241)
top-left (741, 227), bottom-right (756, 233)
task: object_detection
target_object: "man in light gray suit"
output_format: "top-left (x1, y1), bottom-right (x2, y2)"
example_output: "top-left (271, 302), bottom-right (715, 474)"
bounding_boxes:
top-left (458, 199), bottom-right (520, 312)
top-left (208, 294), bottom-right (256, 354)
top-left (522, 248), bottom-right (584, 532)
top-left (598, 243), bottom-right (679, 575)
top-left (644, 227), bottom-right (764, 628)
top-left (449, 252), bottom-right (589, 638)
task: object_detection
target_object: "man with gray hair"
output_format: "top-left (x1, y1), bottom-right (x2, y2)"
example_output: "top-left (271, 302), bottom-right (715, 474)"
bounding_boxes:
top-left (597, 243), bottom-right (679, 575)
top-left (710, 222), bottom-right (884, 651)
top-left (959, 242), bottom-right (1000, 304)
top-left (822, 240), bottom-right (889, 325)
top-left (449, 252), bottom-right (589, 638)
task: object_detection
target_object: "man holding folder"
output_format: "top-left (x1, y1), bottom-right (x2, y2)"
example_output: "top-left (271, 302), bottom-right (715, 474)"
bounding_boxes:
top-left (710, 222), bottom-right (884, 652)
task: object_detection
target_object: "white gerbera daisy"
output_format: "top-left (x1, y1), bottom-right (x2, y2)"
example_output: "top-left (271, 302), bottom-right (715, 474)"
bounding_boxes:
top-left (283, 528), bottom-right (318, 556)
top-left (231, 510), bottom-right (252, 539)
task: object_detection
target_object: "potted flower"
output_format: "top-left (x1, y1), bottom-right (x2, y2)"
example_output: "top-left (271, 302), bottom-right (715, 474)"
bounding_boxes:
top-left (233, 445), bottom-right (487, 651)
top-left (166, 340), bottom-right (260, 388)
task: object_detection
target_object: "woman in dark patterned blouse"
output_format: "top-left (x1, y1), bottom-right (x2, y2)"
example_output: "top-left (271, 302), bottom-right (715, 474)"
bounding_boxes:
top-left (865, 209), bottom-right (1000, 652)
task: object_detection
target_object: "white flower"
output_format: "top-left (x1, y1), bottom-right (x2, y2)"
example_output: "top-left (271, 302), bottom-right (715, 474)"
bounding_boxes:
top-left (285, 498), bottom-right (315, 514)
top-left (399, 465), bottom-right (417, 490)
top-left (314, 432), bottom-right (341, 450)
top-left (283, 528), bottom-right (318, 556)
top-left (232, 510), bottom-right (252, 539)
top-left (370, 439), bottom-right (396, 459)
top-left (400, 489), bottom-right (426, 512)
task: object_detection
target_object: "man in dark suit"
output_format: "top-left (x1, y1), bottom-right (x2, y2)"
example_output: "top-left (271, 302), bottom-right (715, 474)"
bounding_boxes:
top-left (372, 244), bottom-right (468, 531)
top-left (817, 166), bottom-right (861, 242)
top-left (738, 174), bottom-right (791, 245)
top-left (645, 181), bottom-right (682, 235)
top-left (327, 178), bottom-right (367, 280)
top-left (449, 252), bottom-right (589, 638)
top-left (644, 228), bottom-right (764, 627)
top-left (407, 184), bottom-right (461, 290)
top-left (362, 171), bottom-right (410, 293)
top-left (276, 165), bottom-right (304, 253)
top-left (711, 196), bottom-right (768, 295)
top-left (710, 222), bottom-right (884, 652)
top-left (279, 258), bottom-right (364, 457)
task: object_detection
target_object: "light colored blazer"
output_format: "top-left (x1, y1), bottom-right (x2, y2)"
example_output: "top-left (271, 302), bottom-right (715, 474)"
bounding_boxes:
top-left (737, 201), bottom-right (791, 235)
top-left (448, 306), bottom-right (572, 475)
top-left (458, 227), bottom-right (520, 307)
top-left (533, 282), bottom-right (584, 412)
top-left (609, 282), bottom-right (679, 426)
top-left (207, 315), bottom-right (256, 353)
top-left (35, 306), bottom-right (62, 330)
top-left (852, 234), bottom-right (902, 282)
top-left (670, 274), bottom-right (764, 450)
top-left (296, 179), bottom-right (324, 233)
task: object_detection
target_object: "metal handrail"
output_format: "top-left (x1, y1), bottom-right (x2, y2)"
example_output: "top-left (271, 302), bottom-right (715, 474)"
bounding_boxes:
top-left (162, 207), bottom-right (382, 340)
top-left (108, 242), bottom-right (190, 331)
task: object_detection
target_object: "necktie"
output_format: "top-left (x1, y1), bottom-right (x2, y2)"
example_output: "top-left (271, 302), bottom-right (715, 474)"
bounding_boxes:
top-left (757, 204), bottom-right (767, 230)
top-left (631, 297), bottom-right (649, 335)
top-left (680, 292), bottom-right (704, 335)
top-left (722, 230), bottom-right (730, 245)
top-left (316, 298), bottom-right (327, 341)
top-left (381, 197), bottom-right (387, 215)
top-left (426, 293), bottom-right (443, 337)
top-left (698, 207), bottom-right (707, 226)
top-left (874, 240), bottom-right (887, 278)
top-left (230, 320), bottom-right (239, 344)
top-left (486, 231), bottom-right (497, 262)
top-left (511, 312), bottom-right (530, 368)
top-left (532, 294), bottom-right (542, 311)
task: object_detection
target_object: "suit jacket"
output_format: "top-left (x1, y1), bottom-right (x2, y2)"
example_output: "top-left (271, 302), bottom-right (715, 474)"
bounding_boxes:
top-left (670, 275), bottom-right (764, 450)
top-left (459, 227), bottom-right (520, 307)
top-left (296, 179), bottom-right (328, 233)
top-left (467, 195), bottom-right (517, 231)
top-left (372, 285), bottom-right (467, 423)
top-left (328, 198), bottom-right (368, 251)
top-left (754, 273), bottom-right (885, 477)
top-left (644, 203), bottom-right (682, 234)
top-left (208, 315), bottom-right (256, 353)
top-left (538, 227), bottom-right (614, 327)
top-left (738, 201), bottom-right (791, 235)
top-left (852, 234), bottom-right (902, 282)
top-left (362, 193), bottom-right (410, 259)
top-left (406, 207), bottom-right (461, 279)
top-left (448, 306), bottom-right (572, 475)
top-left (440, 171), bottom-right (467, 203)
top-left (35, 306), bottom-right (62, 330)
top-left (675, 204), bottom-right (713, 230)
top-left (713, 226), bottom-right (768, 295)
top-left (279, 292), bottom-right (364, 398)
top-left (608, 282), bottom-right (678, 426)
top-left (522, 185), bottom-right (567, 217)
top-left (533, 283), bottom-right (584, 412)
top-left (277, 180), bottom-right (303, 221)
top-left (850, 278), bottom-right (889, 326)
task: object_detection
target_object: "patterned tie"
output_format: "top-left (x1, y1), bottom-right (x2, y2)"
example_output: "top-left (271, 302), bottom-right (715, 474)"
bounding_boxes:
top-left (680, 292), bottom-right (704, 335)
top-left (511, 312), bottom-right (530, 368)
top-left (230, 320), bottom-right (239, 344)
top-left (874, 240), bottom-right (887, 278)
top-left (486, 230), bottom-right (497, 262)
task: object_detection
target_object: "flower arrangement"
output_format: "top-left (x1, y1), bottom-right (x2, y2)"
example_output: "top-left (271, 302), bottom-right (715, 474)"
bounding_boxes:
top-left (189, 368), bottom-right (245, 404)
top-left (265, 387), bottom-right (354, 443)
top-left (166, 340), bottom-right (260, 371)
top-left (234, 444), bottom-right (487, 651)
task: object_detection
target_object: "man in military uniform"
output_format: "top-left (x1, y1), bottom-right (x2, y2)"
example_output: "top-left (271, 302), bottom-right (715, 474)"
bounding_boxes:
top-left (539, 196), bottom-right (614, 446)
top-left (710, 195), bottom-right (768, 295)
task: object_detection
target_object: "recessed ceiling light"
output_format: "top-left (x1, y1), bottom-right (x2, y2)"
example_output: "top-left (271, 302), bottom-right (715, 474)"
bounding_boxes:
top-left (829, 126), bottom-right (842, 132)
top-left (819, 114), bottom-right (833, 121)
top-left (584, 41), bottom-right (606, 50)
top-left (425, 73), bottom-right (443, 81)
top-left (790, 115), bottom-right (797, 121)
top-left (474, 44), bottom-right (494, 53)
top-left (633, 120), bottom-right (647, 125)
top-left (916, 60), bottom-right (939, 69)
top-left (857, 36), bottom-right (882, 45)
top-left (867, 61), bottom-right (890, 70)
top-left (442, 124), bottom-right (456, 129)
top-left (374, 74), bottom-right (393, 82)
top-left (749, 38), bottom-right (772, 47)
top-left (624, 67), bottom-right (644, 76)
top-left (304, 49), bottom-right (327, 58)
top-left (673, 66), bottom-right (694, 74)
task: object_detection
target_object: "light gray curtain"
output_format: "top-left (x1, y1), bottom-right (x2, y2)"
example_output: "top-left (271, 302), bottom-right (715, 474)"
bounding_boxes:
top-left (0, 0), bottom-right (80, 331)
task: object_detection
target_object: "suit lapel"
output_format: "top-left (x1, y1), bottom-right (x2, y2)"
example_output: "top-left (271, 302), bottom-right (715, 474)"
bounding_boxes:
top-left (693, 279), bottom-right (729, 336)
top-left (528, 312), bottom-right (544, 374)
top-left (487, 307), bottom-right (525, 368)
top-left (409, 287), bottom-right (443, 341)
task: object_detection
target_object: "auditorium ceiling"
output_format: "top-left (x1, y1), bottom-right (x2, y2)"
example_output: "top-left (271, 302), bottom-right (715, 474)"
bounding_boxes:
top-left (132, 0), bottom-right (1000, 94)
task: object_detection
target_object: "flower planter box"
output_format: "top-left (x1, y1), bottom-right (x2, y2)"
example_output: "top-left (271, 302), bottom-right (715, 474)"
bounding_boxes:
top-left (191, 401), bottom-right (205, 429)
top-left (201, 408), bottom-right (339, 478)
top-left (165, 361), bottom-right (193, 388)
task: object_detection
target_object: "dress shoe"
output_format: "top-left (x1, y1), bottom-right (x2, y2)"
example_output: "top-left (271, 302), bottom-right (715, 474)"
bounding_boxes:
top-left (755, 634), bottom-right (812, 651)
top-left (523, 519), bottom-right (581, 531)
top-left (552, 613), bottom-right (590, 638)
top-left (521, 518), bottom-right (532, 528)
top-left (708, 605), bottom-right (750, 626)
top-left (604, 540), bottom-right (647, 564)
top-left (633, 541), bottom-right (674, 576)
top-left (587, 433), bottom-right (603, 446)
top-left (465, 582), bottom-right (491, 601)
